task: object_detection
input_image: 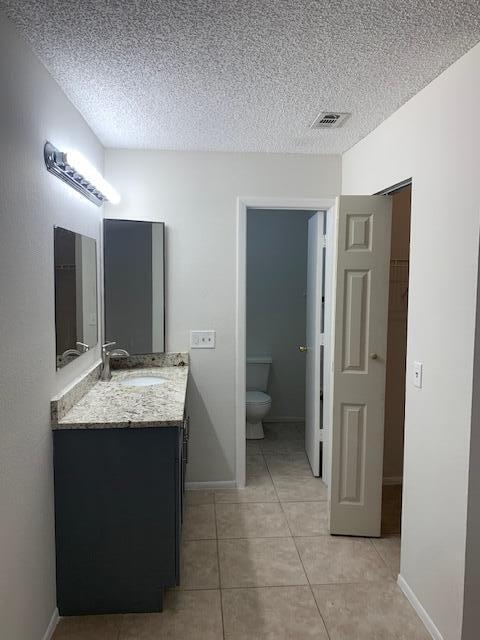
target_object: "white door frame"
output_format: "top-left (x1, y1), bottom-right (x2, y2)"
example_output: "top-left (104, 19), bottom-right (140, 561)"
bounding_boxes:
top-left (235, 196), bottom-right (336, 488)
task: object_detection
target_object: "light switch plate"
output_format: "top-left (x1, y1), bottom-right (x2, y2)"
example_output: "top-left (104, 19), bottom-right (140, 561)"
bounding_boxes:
top-left (190, 330), bottom-right (216, 349)
top-left (413, 361), bottom-right (423, 388)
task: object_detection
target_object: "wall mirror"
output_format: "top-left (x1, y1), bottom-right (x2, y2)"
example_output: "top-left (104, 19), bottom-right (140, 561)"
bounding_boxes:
top-left (104, 219), bottom-right (165, 354)
top-left (54, 227), bottom-right (98, 369)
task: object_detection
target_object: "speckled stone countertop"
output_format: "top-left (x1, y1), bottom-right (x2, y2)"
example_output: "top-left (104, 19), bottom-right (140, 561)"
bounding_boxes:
top-left (52, 355), bottom-right (189, 430)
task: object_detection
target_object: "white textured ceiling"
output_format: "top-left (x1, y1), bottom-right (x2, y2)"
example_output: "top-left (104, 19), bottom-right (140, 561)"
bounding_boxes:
top-left (1, 1), bottom-right (480, 153)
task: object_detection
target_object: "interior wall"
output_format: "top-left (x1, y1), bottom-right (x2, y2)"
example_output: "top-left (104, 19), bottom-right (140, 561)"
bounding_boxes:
top-left (383, 186), bottom-right (411, 480)
top-left (342, 42), bottom-right (480, 640)
top-left (104, 151), bottom-right (341, 483)
top-left (247, 209), bottom-right (312, 420)
top-left (0, 14), bottom-right (104, 640)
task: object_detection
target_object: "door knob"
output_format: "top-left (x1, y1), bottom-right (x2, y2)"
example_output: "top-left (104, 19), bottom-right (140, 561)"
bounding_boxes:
top-left (299, 345), bottom-right (308, 353)
top-left (370, 352), bottom-right (378, 360)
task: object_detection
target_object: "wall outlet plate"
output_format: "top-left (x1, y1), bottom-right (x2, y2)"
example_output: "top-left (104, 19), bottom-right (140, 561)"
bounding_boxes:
top-left (190, 330), bottom-right (216, 349)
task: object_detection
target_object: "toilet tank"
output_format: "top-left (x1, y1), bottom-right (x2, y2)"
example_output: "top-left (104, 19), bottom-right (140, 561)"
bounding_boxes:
top-left (246, 357), bottom-right (272, 391)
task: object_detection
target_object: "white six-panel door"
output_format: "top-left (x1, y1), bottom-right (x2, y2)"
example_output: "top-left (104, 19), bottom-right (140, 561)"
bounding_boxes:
top-left (328, 196), bottom-right (392, 537)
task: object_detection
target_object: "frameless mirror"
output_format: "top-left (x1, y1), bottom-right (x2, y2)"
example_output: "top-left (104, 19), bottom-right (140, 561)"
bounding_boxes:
top-left (54, 227), bottom-right (98, 369)
top-left (104, 219), bottom-right (165, 354)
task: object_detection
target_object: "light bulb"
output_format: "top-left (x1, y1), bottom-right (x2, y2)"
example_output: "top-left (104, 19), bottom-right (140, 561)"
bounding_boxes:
top-left (66, 150), bottom-right (121, 205)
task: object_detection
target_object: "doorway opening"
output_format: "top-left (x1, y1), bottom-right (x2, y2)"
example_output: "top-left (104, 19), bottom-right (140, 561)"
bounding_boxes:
top-left (245, 209), bottom-right (313, 467)
top-left (235, 197), bottom-right (336, 490)
top-left (382, 184), bottom-right (412, 535)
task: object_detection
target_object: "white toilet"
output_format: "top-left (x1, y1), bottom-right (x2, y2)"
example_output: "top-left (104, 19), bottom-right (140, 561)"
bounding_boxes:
top-left (246, 357), bottom-right (272, 440)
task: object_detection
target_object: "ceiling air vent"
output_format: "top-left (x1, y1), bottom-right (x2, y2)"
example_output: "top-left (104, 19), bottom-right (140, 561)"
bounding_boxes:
top-left (310, 111), bottom-right (351, 129)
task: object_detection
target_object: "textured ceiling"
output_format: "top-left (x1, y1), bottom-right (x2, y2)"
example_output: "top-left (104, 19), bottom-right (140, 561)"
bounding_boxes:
top-left (1, 1), bottom-right (480, 153)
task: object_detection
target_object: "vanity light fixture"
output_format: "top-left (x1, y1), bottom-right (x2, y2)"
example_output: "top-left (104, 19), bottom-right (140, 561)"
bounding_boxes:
top-left (44, 141), bottom-right (120, 206)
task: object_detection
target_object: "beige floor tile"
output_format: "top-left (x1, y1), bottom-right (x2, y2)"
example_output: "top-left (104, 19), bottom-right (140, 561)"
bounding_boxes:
top-left (282, 501), bottom-right (329, 536)
top-left (216, 502), bottom-right (290, 539)
top-left (295, 423), bottom-right (306, 436)
top-left (222, 586), bottom-right (329, 639)
top-left (215, 474), bottom-right (278, 503)
top-left (295, 536), bottom-right (392, 584)
top-left (178, 539), bottom-right (219, 590)
top-left (313, 581), bottom-right (431, 640)
top-left (371, 536), bottom-right (401, 577)
top-left (260, 424), bottom-right (305, 453)
top-left (273, 475), bottom-right (328, 502)
top-left (185, 489), bottom-right (214, 506)
top-left (182, 504), bottom-right (216, 540)
top-left (246, 454), bottom-right (269, 477)
top-left (218, 537), bottom-right (307, 588)
top-left (264, 452), bottom-right (313, 479)
top-left (53, 614), bottom-right (121, 640)
top-left (246, 440), bottom-right (262, 454)
top-left (120, 589), bottom-right (223, 639)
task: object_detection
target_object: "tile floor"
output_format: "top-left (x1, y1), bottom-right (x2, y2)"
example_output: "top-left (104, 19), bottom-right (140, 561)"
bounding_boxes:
top-left (54, 423), bottom-right (426, 640)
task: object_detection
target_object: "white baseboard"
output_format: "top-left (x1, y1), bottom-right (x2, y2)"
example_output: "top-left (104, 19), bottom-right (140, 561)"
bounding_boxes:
top-left (42, 608), bottom-right (59, 640)
top-left (383, 476), bottom-right (403, 485)
top-left (185, 480), bottom-right (236, 490)
top-left (397, 575), bottom-right (443, 640)
top-left (264, 417), bottom-right (305, 424)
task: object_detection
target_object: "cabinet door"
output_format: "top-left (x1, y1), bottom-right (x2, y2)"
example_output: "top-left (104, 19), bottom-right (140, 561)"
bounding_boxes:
top-left (54, 428), bottom-right (178, 614)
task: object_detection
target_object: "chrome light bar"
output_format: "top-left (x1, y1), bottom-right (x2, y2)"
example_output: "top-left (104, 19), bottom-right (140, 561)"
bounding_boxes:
top-left (44, 141), bottom-right (120, 206)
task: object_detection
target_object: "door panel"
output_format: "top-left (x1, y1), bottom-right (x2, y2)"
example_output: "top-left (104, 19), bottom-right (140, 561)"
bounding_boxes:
top-left (329, 196), bottom-right (392, 537)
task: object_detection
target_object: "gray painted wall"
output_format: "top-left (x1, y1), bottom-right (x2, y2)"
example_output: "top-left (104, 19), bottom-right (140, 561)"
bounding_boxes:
top-left (247, 209), bottom-right (312, 420)
top-left (0, 14), bottom-right (104, 640)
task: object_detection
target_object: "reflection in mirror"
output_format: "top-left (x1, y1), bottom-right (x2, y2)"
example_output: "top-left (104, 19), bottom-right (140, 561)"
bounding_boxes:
top-left (54, 227), bottom-right (98, 369)
top-left (104, 219), bottom-right (165, 355)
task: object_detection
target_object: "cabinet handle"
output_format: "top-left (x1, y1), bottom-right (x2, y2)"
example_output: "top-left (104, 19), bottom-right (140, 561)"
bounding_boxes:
top-left (183, 417), bottom-right (190, 464)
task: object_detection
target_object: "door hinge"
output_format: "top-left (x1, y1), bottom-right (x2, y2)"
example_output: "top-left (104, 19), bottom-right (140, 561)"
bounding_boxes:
top-left (319, 333), bottom-right (325, 346)
top-left (321, 235), bottom-right (327, 248)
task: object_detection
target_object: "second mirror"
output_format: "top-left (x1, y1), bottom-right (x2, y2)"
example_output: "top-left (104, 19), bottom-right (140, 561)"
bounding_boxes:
top-left (104, 219), bottom-right (165, 355)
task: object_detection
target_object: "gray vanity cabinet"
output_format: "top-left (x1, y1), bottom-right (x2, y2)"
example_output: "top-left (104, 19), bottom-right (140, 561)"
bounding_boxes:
top-left (53, 423), bottom-right (187, 615)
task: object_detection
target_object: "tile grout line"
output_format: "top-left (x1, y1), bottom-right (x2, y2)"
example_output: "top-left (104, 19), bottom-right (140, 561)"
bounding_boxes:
top-left (272, 444), bottom-right (331, 640)
top-left (369, 536), bottom-right (399, 580)
top-left (225, 430), bottom-right (330, 636)
top-left (117, 615), bottom-right (123, 640)
top-left (289, 520), bottom-right (333, 639)
top-left (213, 499), bottom-right (227, 640)
top-left (267, 441), bottom-right (333, 640)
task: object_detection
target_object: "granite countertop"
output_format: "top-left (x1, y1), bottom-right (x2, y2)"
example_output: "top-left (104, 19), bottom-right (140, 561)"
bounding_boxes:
top-left (53, 362), bottom-right (189, 430)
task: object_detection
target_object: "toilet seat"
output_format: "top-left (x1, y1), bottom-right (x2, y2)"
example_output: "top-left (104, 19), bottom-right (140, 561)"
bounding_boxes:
top-left (246, 390), bottom-right (271, 405)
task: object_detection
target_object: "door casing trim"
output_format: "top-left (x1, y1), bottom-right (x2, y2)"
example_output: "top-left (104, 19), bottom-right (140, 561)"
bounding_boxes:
top-left (235, 197), bottom-right (336, 487)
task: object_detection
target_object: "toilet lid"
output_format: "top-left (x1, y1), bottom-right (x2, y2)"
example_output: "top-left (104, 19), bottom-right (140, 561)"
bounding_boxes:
top-left (246, 391), bottom-right (271, 405)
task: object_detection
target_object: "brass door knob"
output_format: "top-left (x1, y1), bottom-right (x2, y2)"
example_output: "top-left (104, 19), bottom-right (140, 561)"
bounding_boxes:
top-left (370, 353), bottom-right (378, 360)
top-left (299, 345), bottom-right (308, 353)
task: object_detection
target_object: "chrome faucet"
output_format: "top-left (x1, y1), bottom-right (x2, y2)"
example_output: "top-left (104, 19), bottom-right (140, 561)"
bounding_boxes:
top-left (61, 342), bottom-right (90, 359)
top-left (100, 341), bottom-right (130, 381)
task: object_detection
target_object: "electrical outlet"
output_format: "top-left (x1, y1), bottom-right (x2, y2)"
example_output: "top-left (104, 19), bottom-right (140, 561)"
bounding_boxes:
top-left (413, 361), bottom-right (423, 388)
top-left (190, 330), bottom-right (216, 349)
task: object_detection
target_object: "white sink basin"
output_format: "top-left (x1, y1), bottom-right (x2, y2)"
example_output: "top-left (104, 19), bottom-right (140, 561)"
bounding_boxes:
top-left (119, 375), bottom-right (167, 388)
